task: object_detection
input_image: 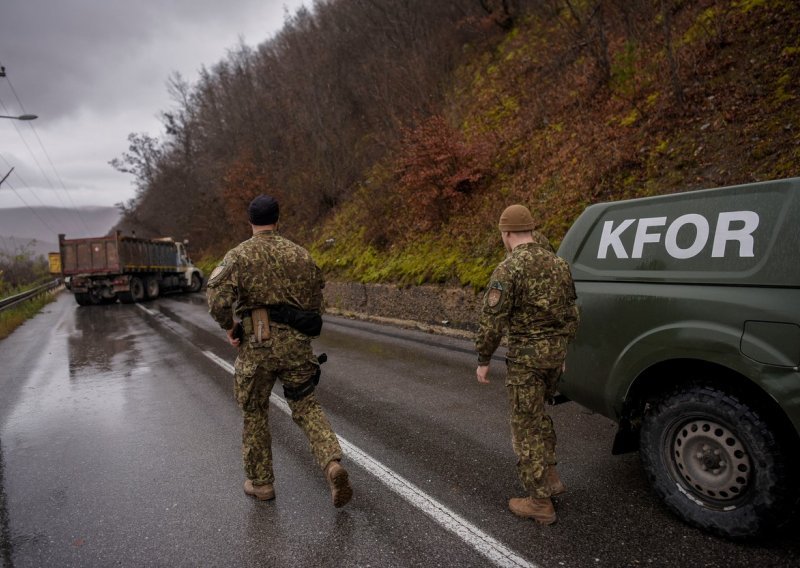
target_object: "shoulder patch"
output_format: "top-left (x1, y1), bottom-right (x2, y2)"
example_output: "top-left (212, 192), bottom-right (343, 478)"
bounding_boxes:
top-left (485, 281), bottom-right (505, 308)
top-left (207, 262), bottom-right (232, 287)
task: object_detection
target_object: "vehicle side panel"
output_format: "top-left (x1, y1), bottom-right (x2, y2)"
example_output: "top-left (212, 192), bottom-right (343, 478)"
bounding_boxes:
top-left (562, 282), bottom-right (800, 435)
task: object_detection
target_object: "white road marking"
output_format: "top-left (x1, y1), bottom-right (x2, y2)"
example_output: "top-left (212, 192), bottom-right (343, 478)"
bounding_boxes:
top-left (137, 303), bottom-right (536, 568)
top-left (201, 350), bottom-right (536, 568)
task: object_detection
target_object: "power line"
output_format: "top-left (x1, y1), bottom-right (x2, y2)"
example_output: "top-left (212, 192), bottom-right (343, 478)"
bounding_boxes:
top-left (0, 94), bottom-right (69, 204)
top-left (0, 113), bottom-right (82, 235)
top-left (0, 153), bottom-right (67, 230)
top-left (0, 94), bottom-right (89, 235)
top-left (0, 178), bottom-right (58, 235)
top-left (0, 67), bottom-right (92, 234)
top-left (0, 94), bottom-right (85, 235)
top-left (7, 77), bottom-right (91, 233)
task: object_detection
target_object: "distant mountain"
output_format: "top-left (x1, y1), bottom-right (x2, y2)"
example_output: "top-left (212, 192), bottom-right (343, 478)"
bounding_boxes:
top-left (0, 206), bottom-right (121, 256)
top-left (0, 236), bottom-right (59, 258)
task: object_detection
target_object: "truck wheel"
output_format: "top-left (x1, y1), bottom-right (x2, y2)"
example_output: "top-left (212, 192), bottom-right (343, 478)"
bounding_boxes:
top-left (74, 292), bottom-right (99, 306)
top-left (640, 384), bottom-right (790, 538)
top-left (119, 277), bottom-right (145, 304)
top-left (145, 277), bottom-right (160, 300)
top-left (186, 272), bottom-right (202, 293)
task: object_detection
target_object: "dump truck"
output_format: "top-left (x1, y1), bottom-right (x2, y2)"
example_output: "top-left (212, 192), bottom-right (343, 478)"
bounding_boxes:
top-left (556, 177), bottom-right (800, 538)
top-left (58, 231), bottom-right (204, 306)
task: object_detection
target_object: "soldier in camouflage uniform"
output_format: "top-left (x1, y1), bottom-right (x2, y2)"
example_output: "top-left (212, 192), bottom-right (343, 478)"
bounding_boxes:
top-left (207, 194), bottom-right (353, 508)
top-left (475, 204), bottom-right (579, 525)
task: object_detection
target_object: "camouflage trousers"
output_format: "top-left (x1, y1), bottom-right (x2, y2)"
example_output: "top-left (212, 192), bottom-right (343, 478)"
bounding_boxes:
top-left (235, 351), bottom-right (342, 486)
top-left (506, 364), bottom-right (561, 499)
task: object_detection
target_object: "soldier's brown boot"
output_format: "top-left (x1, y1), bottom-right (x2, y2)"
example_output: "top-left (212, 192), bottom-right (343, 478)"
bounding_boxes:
top-left (508, 497), bottom-right (557, 525)
top-left (243, 479), bottom-right (275, 501)
top-left (325, 460), bottom-right (353, 508)
top-left (546, 465), bottom-right (567, 496)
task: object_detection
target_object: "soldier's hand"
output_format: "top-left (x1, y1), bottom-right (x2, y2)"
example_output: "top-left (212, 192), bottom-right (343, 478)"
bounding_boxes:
top-left (476, 364), bottom-right (490, 384)
top-left (226, 327), bottom-right (241, 348)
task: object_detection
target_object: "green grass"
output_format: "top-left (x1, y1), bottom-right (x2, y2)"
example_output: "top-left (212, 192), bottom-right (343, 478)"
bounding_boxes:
top-left (312, 233), bottom-right (503, 291)
top-left (195, 255), bottom-right (223, 279)
top-left (0, 292), bottom-right (58, 340)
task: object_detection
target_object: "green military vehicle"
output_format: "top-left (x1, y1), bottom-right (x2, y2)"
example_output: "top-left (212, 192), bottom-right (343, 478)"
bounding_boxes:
top-left (557, 177), bottom-right (800, 538)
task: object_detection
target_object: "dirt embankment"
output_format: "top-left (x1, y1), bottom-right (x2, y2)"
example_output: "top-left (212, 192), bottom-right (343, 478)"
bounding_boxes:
top-left (323, 281), bottom-right (484, 339)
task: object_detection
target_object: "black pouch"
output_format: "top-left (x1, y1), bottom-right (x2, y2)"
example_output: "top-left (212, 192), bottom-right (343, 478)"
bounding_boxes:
top-left (283, 353), bottom-right (327, 401)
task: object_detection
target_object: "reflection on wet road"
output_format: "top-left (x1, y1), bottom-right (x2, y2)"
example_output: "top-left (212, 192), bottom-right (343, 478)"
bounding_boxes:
top-left (0, 293), bottom-right (798, 568)
top-left (1, 440), bottom-right (12, 568)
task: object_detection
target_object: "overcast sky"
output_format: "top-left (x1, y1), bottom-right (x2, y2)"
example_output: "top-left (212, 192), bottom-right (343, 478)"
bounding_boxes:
top-left (0, 0), bottom-right (305, 214)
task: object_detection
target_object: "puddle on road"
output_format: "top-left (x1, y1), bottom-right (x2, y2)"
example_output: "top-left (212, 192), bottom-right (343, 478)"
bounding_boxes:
top-left (68, 305), bottom-right (137, 376)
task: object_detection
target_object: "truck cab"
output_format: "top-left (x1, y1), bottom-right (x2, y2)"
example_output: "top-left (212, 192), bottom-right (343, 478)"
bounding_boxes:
top-left (557, 177), bottom-right (800, 538)
top-left (176, 242), bottom-right (191, 267)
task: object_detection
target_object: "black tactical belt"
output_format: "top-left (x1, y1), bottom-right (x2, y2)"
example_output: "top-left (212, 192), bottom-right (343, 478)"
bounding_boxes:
top-left (267, 304), bottom-right (323, 336)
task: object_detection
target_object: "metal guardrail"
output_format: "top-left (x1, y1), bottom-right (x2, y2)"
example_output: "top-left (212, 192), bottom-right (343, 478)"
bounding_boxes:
top-left (0, 279), bottom-right (62, 313)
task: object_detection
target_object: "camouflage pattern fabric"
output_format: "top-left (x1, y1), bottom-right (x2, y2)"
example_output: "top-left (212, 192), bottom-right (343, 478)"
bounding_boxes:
top-left (508, 366), bottom-right (561, 498)
top-left (531, 230), bottom-right (555, 253)
top-left (207, 230), bottom-right (325, 330)
top-left (237, 342), bottom-right (342, 484)
top-left (475, 239), bottom-right (578, 370)
top-left (207, 229), bottom-right (342, 485)
top-left (475, 236), bottom-right (579, 499)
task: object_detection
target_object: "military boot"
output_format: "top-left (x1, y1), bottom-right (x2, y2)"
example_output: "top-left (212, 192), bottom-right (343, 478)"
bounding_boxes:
top-left (508, 497), bottom-right (557, 525)
top-left (243, 479), bottom-right (275, 501)
top-left (546, 465), bottom-right (567, 496)
top-left (325, 460), bottom-right (353, 508)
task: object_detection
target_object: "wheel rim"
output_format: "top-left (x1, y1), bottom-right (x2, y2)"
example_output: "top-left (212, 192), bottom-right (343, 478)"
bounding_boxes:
top-left (666, 417), bottom-right (751, 506)
top-left (147, 279), bottom-right (158, 297)
top-left (131, 278), bottom-right (144, 300)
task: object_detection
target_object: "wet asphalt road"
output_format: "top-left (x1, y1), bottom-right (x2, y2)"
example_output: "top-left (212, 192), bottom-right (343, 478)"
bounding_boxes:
top-left (0, 292), bottom-right (798, 568)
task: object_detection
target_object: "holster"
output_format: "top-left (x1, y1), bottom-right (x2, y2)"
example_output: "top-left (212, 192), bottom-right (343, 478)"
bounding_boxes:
top-left (251, 307), bottom-right (271, 343)
top-left (283, 354), bottom-right (328, 402)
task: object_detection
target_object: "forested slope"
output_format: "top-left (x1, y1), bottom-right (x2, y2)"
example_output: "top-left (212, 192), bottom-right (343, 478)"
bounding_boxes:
top-left (113, 0), bottom-right (800, 289)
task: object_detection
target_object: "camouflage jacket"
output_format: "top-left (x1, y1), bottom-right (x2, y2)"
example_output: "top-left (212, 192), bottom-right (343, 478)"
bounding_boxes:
top-left (207, 230), bottom-right (324, 334)
top-left (475, 241), bottom-right (579, 368)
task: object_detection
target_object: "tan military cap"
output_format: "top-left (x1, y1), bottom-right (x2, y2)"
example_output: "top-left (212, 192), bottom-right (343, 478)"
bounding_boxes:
top-left (498, 204), bottom-right (535, 231)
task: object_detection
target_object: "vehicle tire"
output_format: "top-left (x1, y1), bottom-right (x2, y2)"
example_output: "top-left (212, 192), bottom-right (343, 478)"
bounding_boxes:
top-left (74, 292), bottom-right (99, 306)
top-left (145, 277), bottom-right (160, 300)
top-left (186, 272), bottom-right (202, 293)
top-left (640, 384), bottom-right (790, 539)
top-left (118, 276), bottom-right (145, 304)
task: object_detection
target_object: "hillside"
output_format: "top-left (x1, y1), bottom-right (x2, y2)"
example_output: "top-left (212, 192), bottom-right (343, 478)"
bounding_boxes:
top-left (114, 0), bottom-right (800, 290)
top-left (311, 0), bottom-right (800, 289)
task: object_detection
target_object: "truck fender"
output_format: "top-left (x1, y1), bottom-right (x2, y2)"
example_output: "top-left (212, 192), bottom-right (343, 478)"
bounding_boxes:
top-left (609, 321), bottom-right (746, 415)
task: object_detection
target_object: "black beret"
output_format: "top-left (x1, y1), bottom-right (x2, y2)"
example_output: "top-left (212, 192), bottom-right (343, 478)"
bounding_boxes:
top-left (248, 194), bottom-right (280, 225)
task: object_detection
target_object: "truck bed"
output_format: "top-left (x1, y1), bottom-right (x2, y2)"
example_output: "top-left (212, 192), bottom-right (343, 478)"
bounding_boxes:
top-left (59, 233), bottom-right (181, 276)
